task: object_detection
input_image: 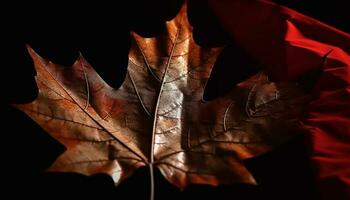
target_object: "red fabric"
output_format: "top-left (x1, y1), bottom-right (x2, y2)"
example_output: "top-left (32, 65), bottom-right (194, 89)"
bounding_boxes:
top-left (208, 0), bottom-right (350, 199)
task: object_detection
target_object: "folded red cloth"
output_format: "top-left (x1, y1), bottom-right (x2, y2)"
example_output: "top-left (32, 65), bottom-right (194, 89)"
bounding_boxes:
top-left (208, 1), bottom-right (350, 199)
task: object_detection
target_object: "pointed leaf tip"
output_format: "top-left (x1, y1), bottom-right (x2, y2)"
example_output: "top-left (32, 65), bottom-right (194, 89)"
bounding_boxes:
top-left (72, 52), bottom-right (93, 71)
top-left (25, 45), bottom-right (51, 71)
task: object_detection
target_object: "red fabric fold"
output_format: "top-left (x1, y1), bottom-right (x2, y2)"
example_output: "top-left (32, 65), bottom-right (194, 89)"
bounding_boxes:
top-left (208, 0), bottom-right (350, 199)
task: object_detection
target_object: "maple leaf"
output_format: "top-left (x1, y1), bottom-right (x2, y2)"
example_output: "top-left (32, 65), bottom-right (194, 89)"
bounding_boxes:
top-left (14, 2), bottom-right (311, 198)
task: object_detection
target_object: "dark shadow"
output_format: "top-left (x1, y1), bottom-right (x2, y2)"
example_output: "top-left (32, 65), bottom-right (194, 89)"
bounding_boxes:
top-left (203, 44), bottom-right (260, 101)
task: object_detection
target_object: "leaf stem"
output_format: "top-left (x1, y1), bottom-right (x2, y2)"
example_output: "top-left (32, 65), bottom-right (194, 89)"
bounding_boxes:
top-left (149, 163), bottom-right (155, 200)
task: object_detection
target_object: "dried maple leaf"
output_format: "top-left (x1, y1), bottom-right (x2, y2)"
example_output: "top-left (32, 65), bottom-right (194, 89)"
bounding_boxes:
top-left (14, 2), bottom-right (311, 197)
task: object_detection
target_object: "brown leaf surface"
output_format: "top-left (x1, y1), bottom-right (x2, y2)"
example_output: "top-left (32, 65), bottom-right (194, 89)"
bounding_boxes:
top-left (14, 3), bottom-right (311, 190)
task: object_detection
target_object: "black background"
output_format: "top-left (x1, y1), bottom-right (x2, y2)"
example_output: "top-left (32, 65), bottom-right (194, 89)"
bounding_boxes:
top-left (1, 1), bottom-right (349, 199)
